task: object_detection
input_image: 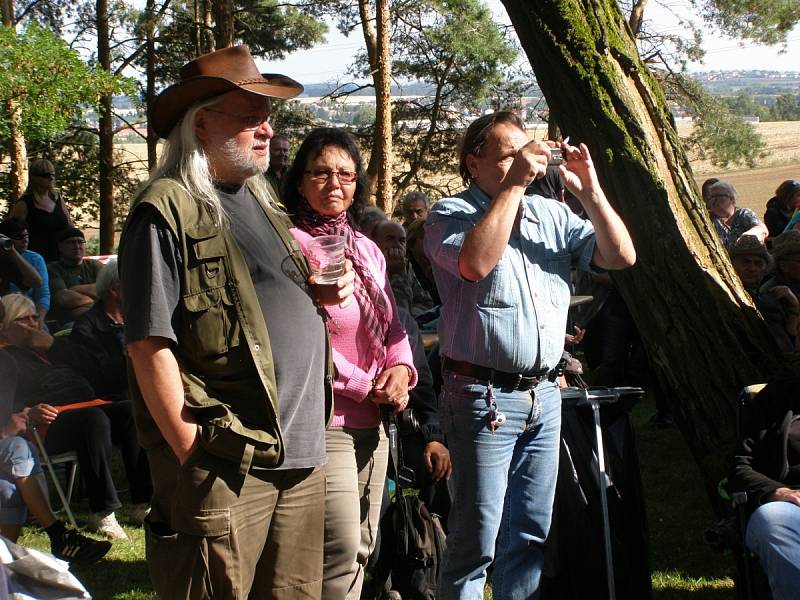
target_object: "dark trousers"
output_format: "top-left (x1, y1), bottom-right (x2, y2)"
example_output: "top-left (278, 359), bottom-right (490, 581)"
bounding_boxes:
top-left (44, 400), bottom-right (152, 512)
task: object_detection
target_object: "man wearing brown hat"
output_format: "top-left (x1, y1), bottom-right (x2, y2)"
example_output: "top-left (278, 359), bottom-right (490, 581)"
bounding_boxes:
top-left (47, 227), bottom-right (101, 326)
top-left (729, 234), bottom-right (798, 352)
top-left (118, 45), bottom-right (354, 599)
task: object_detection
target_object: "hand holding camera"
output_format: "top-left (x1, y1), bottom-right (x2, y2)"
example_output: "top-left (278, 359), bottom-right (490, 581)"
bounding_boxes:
top-left (556, 141), bottom-right (604, 206)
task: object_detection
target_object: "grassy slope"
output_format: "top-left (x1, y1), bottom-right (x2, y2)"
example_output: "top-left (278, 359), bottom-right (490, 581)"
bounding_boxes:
top-left (18, 392), bottom-right (737, 600)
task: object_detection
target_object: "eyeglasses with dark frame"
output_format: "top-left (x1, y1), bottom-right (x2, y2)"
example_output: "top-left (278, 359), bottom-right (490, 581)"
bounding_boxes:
top-left (204, 107), bottom-right (273, 130)
top-left (14, 313), bottom-right (38, 325)
top-left (33, 172), bottom-right (56, 179)
top-left (304, 168), bottom-right (358, 185)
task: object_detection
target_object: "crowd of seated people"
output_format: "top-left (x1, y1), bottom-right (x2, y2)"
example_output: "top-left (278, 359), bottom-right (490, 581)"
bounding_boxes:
top-left (0, 157), bottom-right (159, 559)
top-left (0, 287), bottom-right (150, 541)
top-left (0, 299), bottom-right (111, 565)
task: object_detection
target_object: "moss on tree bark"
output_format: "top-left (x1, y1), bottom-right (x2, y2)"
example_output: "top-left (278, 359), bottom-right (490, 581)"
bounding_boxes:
top-left (501, 0), bottom-right (789, 511)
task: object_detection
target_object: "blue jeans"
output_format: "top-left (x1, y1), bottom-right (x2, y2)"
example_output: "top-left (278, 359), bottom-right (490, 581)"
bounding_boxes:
top-left (746, 500), bottom-right (800, 600)
top-left (438, 372), bottom-right (561, 600)
top-left (0, 437), bottom-right (41, 526)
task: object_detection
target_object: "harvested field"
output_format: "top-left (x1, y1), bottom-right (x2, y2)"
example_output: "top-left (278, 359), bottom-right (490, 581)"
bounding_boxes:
top-left (108, 120), bottom-right (800, 228)
top-left (677, 120), bottom-right (800, 215)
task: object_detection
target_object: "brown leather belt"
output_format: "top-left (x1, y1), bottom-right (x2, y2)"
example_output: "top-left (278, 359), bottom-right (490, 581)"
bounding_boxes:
top-left (442, 357), bottom-right (549, 391)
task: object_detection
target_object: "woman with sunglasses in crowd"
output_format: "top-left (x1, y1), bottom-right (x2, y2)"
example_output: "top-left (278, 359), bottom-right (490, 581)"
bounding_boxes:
top-left (283, 128), bottom-right (416, 600)
top-left (10, 158), bottom-right (73, 263)
top-left (0, 218), bottom-right (49, 326)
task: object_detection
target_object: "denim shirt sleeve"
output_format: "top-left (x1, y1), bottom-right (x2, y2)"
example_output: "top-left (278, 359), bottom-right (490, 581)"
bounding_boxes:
top-left (565, 209), bottom-right (596, 272)
top-left (424, 198), bottom-right (475, 281)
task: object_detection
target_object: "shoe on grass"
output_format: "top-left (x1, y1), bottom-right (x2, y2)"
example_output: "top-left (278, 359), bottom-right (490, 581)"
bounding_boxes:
top-left (129, 503), bottom-right (150, 526)
top-left (51, 529), bottom-right (112, 566)
top-left (87, 511), bottom-right (129, 540)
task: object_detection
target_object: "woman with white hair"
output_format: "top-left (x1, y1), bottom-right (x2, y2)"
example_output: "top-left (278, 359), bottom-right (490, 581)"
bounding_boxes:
top-left (707, 180), bottom-right (768, 249)
top-left (0, 292), bottom-right (150, 540)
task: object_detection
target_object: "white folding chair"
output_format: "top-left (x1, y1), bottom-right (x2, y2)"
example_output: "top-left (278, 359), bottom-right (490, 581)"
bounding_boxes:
top-left (29, 428), bottom-right (79, 529)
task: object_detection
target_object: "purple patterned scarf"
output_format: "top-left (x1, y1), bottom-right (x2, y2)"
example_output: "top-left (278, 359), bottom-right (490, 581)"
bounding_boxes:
top-left (292, 200), bottom-right (389, 365)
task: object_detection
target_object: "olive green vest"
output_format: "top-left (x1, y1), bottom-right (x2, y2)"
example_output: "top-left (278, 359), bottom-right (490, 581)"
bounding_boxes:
top-left (119, 178), bottom-right (333, 473)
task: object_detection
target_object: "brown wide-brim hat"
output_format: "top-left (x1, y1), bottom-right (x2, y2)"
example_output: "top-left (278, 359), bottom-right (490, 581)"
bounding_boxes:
top-left (151, 45), bottom-right (303, 139)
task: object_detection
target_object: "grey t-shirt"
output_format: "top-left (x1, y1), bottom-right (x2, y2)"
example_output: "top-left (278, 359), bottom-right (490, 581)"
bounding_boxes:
top-left (122, 184), bottom-right (327, 469)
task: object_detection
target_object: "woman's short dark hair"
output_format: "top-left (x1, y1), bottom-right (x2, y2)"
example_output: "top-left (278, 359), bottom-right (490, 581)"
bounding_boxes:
top-left (775, 179), bottom-right (800, 206)
top-left (281, 127), bottom-right (368, 226)
top-left (458, 111), bottom-right (526, 186)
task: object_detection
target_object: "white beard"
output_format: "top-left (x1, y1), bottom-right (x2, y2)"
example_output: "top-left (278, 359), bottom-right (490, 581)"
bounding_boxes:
top-left (216, 136), bottom-right (269, 180)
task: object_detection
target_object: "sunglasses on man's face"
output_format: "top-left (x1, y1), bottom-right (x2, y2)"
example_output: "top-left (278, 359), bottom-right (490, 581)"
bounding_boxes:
top-left (34, 172), bottom-right (56, 179)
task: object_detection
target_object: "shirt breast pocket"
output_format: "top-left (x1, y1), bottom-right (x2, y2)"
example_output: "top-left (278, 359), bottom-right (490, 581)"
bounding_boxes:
top-left (546, 253), bottom-right (572, 308)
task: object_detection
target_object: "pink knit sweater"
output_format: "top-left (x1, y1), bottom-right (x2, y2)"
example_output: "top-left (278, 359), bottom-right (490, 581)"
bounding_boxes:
top-left (291, 227), bottom-right (417, 429)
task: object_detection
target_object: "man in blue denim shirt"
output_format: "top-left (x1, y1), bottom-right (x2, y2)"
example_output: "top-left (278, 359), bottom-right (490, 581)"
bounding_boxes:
top-left (424, 111), bottom-right (635, 599)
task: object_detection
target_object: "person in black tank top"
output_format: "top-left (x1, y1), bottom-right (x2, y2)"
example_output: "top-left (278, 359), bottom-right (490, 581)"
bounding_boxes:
top-left (10, 159), bottom-right (72, 263)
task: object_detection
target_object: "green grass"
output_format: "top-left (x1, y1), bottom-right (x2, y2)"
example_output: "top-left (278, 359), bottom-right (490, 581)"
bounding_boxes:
top-left (16, 504), bottom-right (154, 600)
top-left (16, 392), bottom-right (736, 599)
top-left (631, 394), bottom-right (735, 598)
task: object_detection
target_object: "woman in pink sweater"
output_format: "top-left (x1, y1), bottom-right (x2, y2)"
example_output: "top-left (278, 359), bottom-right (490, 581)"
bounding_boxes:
top-left (284, 128), bottom-right (417, 600)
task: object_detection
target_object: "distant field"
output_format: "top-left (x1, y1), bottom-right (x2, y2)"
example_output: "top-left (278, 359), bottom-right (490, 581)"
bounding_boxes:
top-left (117, 120), bottom-right (799, 218)
top-left (677, 120), bottom-right (800, 215)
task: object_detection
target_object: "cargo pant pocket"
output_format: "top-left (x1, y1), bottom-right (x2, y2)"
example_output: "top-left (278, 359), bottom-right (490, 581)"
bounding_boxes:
top-left (171, 446), bottom-right (240, 536)
top-left (144, 517), bottom-right (218, 599)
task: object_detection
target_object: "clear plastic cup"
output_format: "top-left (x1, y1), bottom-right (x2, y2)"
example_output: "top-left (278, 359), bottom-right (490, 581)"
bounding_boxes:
top-left (306, 235), bottom-right (346, 284)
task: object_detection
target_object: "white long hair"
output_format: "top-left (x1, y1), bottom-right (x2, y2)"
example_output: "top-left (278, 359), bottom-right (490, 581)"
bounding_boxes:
top-left (138, 96), bottom-right (276, 226)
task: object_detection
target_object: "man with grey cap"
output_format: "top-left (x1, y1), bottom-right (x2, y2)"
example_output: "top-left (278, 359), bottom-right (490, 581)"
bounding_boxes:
top-left (707, 180), bottom-right (768, 249)
top-left (118, 45), bottom-right (354, 599)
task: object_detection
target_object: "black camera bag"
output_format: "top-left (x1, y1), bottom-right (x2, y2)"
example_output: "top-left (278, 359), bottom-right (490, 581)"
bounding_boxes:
top-left (371, 412), bottom-right (446, 600)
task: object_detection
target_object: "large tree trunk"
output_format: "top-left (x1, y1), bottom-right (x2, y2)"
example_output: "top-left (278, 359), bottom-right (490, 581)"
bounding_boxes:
top-left (357, 0), bottom-right (380, 200)
top-left (145, 0), bottom-right (158, 171)
top-left (5, 100), bottom-right (27, 200)
top-left (2, 0), bottom-right (26, 200)
top-left (373, 0), bottom-right (393, 214)
top-left (202, 0), bottom-right (214, 53)
top-left (214, 0), bottom-right (234, 48)
top-left (97, 0), bottom-right (115, 253)
top-left (501, 0), bottom-right (784, 512)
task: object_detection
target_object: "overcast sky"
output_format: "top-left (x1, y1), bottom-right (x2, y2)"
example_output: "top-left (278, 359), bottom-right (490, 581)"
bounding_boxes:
top-left (258, 1), bottom-right (800, 85)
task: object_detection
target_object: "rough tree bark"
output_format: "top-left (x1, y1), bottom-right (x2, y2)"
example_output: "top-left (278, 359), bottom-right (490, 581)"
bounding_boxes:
top-left (373, 0), bottom-right (393, 214)
top-left (2, 0), bottom-right (27, 199)
top-left (501, 0), bottom-right (785, 511)
top-left (203, 0), bottom-right (214, 53)
top-left (214, 0), bottom-right (234, 48)
top-left (97, 0), bottom-right (115, 252)
top-left (145, 0), bottom-right (158, 171)
top-left (357, 0), bottom-right (378, 202)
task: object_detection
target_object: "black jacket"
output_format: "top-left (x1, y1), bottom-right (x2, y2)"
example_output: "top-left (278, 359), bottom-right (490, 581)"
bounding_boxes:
top-left (764, 197), bottom-right (790, 238)
top-left (730, 378), bottom-right (800, 508)
top-left (49, 301), bottom-right (127, 398)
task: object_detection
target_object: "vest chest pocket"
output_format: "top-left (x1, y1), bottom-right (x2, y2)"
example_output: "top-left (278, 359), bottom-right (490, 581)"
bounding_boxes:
top-left (182, 286), bottom-right (243, 357)
top-left (182, 231), bottom-right (242, 358)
